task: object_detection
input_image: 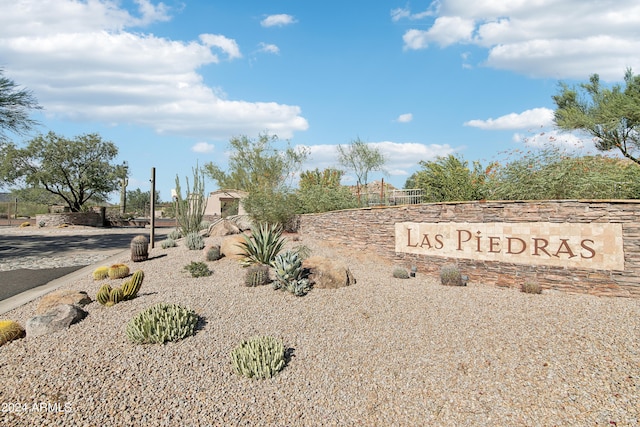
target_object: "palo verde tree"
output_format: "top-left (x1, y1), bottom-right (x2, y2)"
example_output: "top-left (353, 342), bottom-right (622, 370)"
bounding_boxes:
top-left (296, 167), bottom-right (358, 213)
top-left (0, 68), bottom-right (41, 141)
top-left (0, 132), bottom-right (124, 211)
top-left (204, 133), bottom-right (309, 228)
top-left (337, 137), bottom-right (386, 205)
top-left (553, 68), bottom-right (640, 166)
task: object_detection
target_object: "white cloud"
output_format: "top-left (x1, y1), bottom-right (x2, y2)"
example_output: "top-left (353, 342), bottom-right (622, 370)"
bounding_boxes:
top-left (199, 34), bottom-right (242, 60)
top-left (0, 0), bottom-right (308, 139)
top-left (191, 142), bottom-right (215, 153)
top-left (258, 42), bottom-right (280, 55)
top-left (261, 14), bottom-right (297, 28)
top-left (464, 108), bottom-right (554, 130)
top-left (300, 141), bottom-right (455, 179)
top-left (396, 113), bottom-right (413, 123)
top-left (397, 0), bottom-right (640, 80)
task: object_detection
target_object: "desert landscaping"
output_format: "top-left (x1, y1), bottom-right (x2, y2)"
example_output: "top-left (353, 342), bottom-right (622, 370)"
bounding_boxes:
top-left (0, 224), bottom-right (639, 426)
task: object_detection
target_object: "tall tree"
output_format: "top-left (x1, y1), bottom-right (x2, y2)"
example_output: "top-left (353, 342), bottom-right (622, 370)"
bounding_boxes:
top-left (126, 188), bottom-right (161, 215)
top-left (553, 68), bottom-right (640, 165)
top-left (0, 69), bottom-right (41, 141)
top-left (0, 132), bottom-right (123, 211)
top-left (336, 138), bottom-right (386, 204)
top-left (405, 154), bottom-right (486, 202)
top-left (204, 133), bottom-right (308, 192)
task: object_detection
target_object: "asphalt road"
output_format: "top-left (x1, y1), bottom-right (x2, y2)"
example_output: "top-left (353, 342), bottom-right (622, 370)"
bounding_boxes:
top-left (0, 227), bottom-right (169, 301)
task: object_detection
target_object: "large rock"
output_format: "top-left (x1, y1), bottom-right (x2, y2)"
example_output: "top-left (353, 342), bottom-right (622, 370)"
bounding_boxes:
top-left (36, 290), bottom-right (92, 314)
top-left (207, 219), bottom-right (240, 237)
top-left (221, 234), bottom-right (247, 260)
top-left (302, 256), bottom-right (356, 289)
top-left (26, 304), bottom-right (88, 337)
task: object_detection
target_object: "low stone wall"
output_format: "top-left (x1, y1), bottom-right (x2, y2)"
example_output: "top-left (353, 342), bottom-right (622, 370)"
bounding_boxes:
top-left (36, 212), bottom-right (103, 228)
top-left (299, 200), bottom-right (640, 298)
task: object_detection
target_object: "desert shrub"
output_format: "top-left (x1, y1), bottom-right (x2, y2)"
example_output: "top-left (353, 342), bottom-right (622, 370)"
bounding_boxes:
top-left (205, 245), bottom-right (222, 261)
top-left (244, 264), bottom-right (270, 287)
top-left (273, 251), bottom-right (310, 296)
top-left (393, 267), bottom-right (410, 279)
top-left (168, 229), bottom-right (182, 240)
top-left (231, 335), bottom-right (286, 379)
top-left (296, 183), bottom-right (358, 213)
top-left (440, 264), bottom-right (465, 286)
top-left (161, 238), bottom-right (177, 249)
top-left (126, 303), bottom-right (199, 344)
top-left (184, 261), bottom-right (212, 278)
top-left (199, 220), bottom-right (211, 231)
top-left (185, 231), bottom-right (205, 250)
top-left (239, 223), bottom-right (287, 267)
top-left (243, 187), bottom-right (301, 232)
top-left (521, 281), bottom-right (542, 294)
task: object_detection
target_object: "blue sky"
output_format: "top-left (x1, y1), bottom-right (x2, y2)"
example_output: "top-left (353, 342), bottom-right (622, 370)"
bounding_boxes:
top-left (2, 0), bottom-right (640, 202)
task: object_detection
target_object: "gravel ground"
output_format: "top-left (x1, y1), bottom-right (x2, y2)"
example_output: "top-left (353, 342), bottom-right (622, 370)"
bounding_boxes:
top-left (0, 231), bottom-right (639, 426)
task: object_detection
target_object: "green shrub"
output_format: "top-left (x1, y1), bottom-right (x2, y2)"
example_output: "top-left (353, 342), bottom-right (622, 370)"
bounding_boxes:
top-left (184, 261), bottom-right (212, 278)
top-left (185, 232), bottom-right (205, 250)
top-left (168, 229), bottom-right (182, 240)
top-left (392, 267), bottom-right (410, 279)
top-left (273, 250), bottom-right (310, 296)
top-left (440, 264), bottom-right (465, 286)
top-left (126, 303), bottom-right (199, 344)
top-left (231, 335), bottom-right (286, 379)
top-left (239, 223), bottom-right (287, 267)
top-left (161, 238), bottom-right (177, 249)
top-left (243, 187), bottom-right (301, 232)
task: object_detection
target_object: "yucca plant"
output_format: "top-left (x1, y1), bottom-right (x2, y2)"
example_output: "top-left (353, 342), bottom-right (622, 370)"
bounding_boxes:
top-left (239, 223), bottom-right (287, 267)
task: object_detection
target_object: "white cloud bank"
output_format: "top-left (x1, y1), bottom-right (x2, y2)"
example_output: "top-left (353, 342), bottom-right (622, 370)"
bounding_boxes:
top-left (0, 0), bottom-right (308, 139)
top-left (464, 108), bottom-right (554, 130)
top-left (395, 0), bottom-right (640, 80)
top-left (396, 113), bottom-right (413, 123)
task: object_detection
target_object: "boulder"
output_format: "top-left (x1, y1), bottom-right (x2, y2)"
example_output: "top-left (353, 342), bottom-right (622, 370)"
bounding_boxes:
top-left (207, 219), bottom-right (240, 237)
top-left (228, 215), bottom-right (253, 231)
top-left (302, 256), bottom-right (356, 289)
top-left (35, 290), bottom-right (92, 314)
top-left (221, 234), bottom-right (247, 260)
top-left (26, 304), bottom-right (88, 337)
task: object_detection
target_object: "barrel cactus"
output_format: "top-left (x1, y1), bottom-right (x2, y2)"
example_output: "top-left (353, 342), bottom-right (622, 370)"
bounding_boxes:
top-left (231, 335), bottom-right (286, 379)
top-left (122, 270), bottom-right (144, 300)
top-left (244, 264), bottom-right (269, 287)
top-left (125, 303), bottom-right (199, 344)
top-left (96, 284), bottom-right (113, 305)
top-left (108, 264), bottom-right (130, 280)
top-left (205, 245), bottom-right (222, 261)
top-left (0, 320), bottom-right (25, 346)
top-left (130, 235), bottom-right (149, 262)
top-left (92, 266), bottom-right (109, 280)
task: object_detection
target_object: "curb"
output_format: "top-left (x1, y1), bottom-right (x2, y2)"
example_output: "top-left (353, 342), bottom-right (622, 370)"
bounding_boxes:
top-left (0, 249), bottom-right (127, 315)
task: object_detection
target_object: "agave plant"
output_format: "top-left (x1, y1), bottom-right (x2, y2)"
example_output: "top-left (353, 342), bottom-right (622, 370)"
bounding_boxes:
top-left (239, 223), bottom-right (287, 267)
top-left (273, 250), bottom-right (310, 296)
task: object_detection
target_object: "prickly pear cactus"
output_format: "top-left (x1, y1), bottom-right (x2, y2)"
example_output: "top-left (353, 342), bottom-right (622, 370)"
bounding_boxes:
top-left (244, 265), bottom-right (269, 287)
top-left (0, 320), bottom-right (25, 346)
top-left (108, 264), bottom-right (130, 280)
top-left (130, 235), bottom-right (149, 262)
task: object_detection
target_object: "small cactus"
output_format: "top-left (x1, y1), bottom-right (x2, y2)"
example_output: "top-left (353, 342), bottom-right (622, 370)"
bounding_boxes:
top-left (231, 335), bottom-right (286, 379)
top-left (0, 320), bottom-right (25, 346)
top-left (109, 287), bottom-right (124, 305)
top-left (244, 264), bottom-right (269, 287)
top-left (392, 267), bottom-right (410, 279)
top-left (126, 303), bottom-right (199, 344)
top-left (122, 270), bottom-right (144, 300)
top-left (96, 284), bottom-right (112, 305)
top-left (205, 245), bottom-right (222, 261)
top-left (108, 264), bottom-right (130, 280)
top-left (440, 263), bottom-right (465, 286)
top-left (130, 235), bottom-right (149, 262)
top-left (92, 266), bottom-right (109, 280)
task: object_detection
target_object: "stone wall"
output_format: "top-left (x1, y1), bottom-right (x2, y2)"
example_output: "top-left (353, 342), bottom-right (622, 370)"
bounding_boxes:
top-left (299, 200), bottom-right (640, 298)
top-left (36, 212), bottom-right (103, 227)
